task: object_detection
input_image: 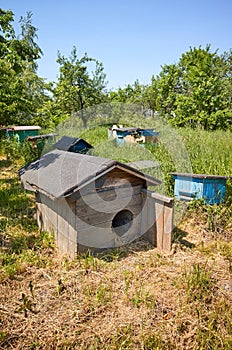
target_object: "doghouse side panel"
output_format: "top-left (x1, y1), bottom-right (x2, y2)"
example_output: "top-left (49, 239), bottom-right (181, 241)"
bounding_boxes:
top-left (66, 199), bottom-right (77, 257)
top-left (36, 194), bottom-right (77, 258)
top-left (141, 190), bottom-right (174, 252)
top-left (36, 193), bottom-right (58, 239)
top-left (57, 198), bottom-right (77, 258)
top-left (141, 194), bottom-right (157, 246)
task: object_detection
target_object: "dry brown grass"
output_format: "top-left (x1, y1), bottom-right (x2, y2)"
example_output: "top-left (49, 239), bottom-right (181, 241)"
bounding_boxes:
top-left (0, 157), bottom-right (232, 349)
top-left (1, 237), bottom-right (231, 349)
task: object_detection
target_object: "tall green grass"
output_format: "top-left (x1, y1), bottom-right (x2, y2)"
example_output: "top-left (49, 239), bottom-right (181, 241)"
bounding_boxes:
top-left (0, 159), bottom-right (54, 280)
top-left (178, 128), bottom-right (232, 176)
top-left (79, 124), bottom-right (232, 232)
top-left (78, 124), bottom-right (232, 196)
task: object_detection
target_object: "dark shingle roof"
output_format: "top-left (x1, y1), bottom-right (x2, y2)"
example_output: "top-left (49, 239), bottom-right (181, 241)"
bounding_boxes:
top-left (53, 136), bottom-right (92, 151)
top-left (19, 150), bottom-right (161, 198)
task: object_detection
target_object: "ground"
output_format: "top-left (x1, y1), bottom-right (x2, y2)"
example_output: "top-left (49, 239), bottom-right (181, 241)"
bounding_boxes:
top-left (0, 156), bottom-right (231, 349)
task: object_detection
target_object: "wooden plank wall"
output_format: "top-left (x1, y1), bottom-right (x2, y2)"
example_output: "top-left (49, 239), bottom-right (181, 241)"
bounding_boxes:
top-left (36, 186), bottom-right (174, 256)
top-left (75, 185), bottom-right (143, 249)
top-left (142, 190), bottom-right (174, 252)
top-left (36, 194), bottom-right (77, 258)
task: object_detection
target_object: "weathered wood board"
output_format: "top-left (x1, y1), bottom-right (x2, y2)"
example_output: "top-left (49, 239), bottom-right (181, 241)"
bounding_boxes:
top-left (35, 185), bottom-right (174, 256)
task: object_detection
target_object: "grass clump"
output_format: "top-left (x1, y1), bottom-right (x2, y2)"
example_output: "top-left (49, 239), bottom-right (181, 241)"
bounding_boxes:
top-left (182, 262), bottom-right (215, 302)
top-left (0, 157), bottom-right (55, 280)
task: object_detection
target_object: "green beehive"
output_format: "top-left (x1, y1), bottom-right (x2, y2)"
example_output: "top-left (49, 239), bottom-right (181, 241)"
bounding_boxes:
top-left (3, 126), bottom-right (41, 142)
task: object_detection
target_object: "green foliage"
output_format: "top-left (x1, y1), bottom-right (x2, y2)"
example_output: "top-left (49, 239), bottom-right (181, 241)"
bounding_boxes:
top-left (109, 46), bottom-right (232, 131)
top-left (0, 230), bottom-right (54, 280)
top-left (1, 9), bottom-right (232, 131)
top-left (109, 80), bottom-right (145, 106)
top-left (50, 46), bottom-right (108, 127)
top-left (0, 138), bottom-right (38, 163)
top-left (0, 159), bottom-right (54, 280)
top-left (78, 121), bottom-right (232, 197)
top-left (154, 46), bottom-right (232, 130)
top-left (79, 125), bottom-right (109, 146)
top-left (178, 127), bottom-right (232, 175)
top-left (143, 334), bottom-right (169, 350)
top-left (0, 8), bottom-right (51, 126)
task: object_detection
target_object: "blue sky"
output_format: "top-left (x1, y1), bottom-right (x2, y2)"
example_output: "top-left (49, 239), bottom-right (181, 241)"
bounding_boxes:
top-left (1, 0), bottom-right (232, 90)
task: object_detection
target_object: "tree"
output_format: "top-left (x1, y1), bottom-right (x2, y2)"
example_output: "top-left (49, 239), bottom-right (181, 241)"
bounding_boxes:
top-left (109, 80), bottom-right (145, 103)
top-left (52, 46), bottom-right (108, 127)
top-left (148, 45), bottom-right (232, 130)
top-left (0, 9), bottom-right (49, 126)
top-left (141, 75), bottom-right (159, 113)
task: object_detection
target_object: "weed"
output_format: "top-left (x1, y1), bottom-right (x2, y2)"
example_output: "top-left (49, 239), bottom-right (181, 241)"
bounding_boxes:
top-left (0, 332), bottom-right (6, 342)
top-left (82, 281), bottom-right (112, 310)
top-left (95, 283), bottom-right (112, 306)
top-left (107, 324), bottom-right (135, 349)
top-left (143, 333), bottom-right (169, 350)
top-left (182, 262), bottom-right (215, 302)
top-left (57, 278), bottom-right (66, 295)
top-left (77, 251), bottom-right (100, 273)
top-left (146, 251), bottom-right (170, 268)
top-left (18, 293), bottom-right (36, 318)
top-left (1, 138), bottom-right (38, 164)
top-left (97, 248), bottom-right (122, 262)
top-left (194, 298), bottom-right (232, 350)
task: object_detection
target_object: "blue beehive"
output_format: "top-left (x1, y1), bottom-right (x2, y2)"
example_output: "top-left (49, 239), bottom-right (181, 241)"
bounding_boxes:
top-left (53, 136), bottom-right (93, 154)
top-left (108, 126), bottom-right (159, 145)
top-left (170, 173), bottom-right (229, 204)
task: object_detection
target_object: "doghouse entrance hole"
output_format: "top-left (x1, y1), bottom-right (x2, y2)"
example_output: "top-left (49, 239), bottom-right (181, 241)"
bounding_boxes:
top-left (112, 209), bottom-right (133, 237)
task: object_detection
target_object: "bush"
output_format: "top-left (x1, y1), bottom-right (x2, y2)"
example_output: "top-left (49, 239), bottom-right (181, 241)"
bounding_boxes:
top-left (0, 137), bottom-right (38, 164)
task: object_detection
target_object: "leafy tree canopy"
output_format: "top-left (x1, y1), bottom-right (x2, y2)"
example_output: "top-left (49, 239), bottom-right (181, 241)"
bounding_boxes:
top-left (1, 9), bottom-right (231, 132)
top-left (49, 46), bottom-right (108, 127)
top-left (109, 45), bottom-right (232, 130)
top-left (0, 8), bottom-right (50, 126)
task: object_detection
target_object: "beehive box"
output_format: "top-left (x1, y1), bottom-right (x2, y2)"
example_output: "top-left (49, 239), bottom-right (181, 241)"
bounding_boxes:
top-left (108, 126), bottom-right (159, 145)
top-left (1, 126), bottom-right (41, 141)
top-left (170, 172), bottom-right (228, 204)
top-left (53, 136), bottom-right (93, 154)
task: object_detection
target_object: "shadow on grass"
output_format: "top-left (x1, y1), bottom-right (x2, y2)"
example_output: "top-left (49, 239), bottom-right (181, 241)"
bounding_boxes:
top-left (77, 226), bottom-right (197, 263)
top-left (78, 236), bottom-right (158, 262)
top-left (172, 227), bottom-right (196, 249)
top-left (0, 173), bottom-right (39, 254)
top-left (0, 176), bottom-right (35, 221)
top-left (0, 158), bottom-right (12, 169)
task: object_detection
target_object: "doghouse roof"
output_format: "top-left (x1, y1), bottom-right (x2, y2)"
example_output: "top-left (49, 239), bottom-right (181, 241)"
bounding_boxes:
top-left (53, 136), bottom-right (93, 151)
top-left (19, 150), bottom-right (161, 199)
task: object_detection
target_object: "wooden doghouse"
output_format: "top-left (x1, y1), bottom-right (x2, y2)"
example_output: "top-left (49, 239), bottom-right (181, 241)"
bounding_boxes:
top-left (19, 150), bottom-right (174, 257)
